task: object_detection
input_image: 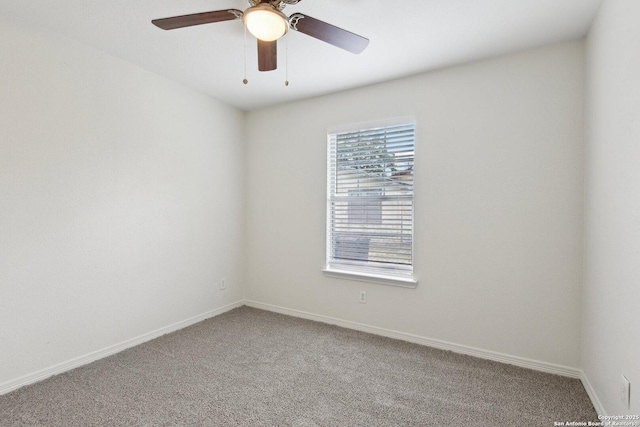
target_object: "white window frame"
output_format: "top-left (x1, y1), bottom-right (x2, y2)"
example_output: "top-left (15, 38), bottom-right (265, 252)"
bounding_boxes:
top-left (323, 118), bottom-right (417, 288)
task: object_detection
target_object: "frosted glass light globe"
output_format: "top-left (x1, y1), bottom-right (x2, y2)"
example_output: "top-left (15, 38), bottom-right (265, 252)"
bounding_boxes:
top-left (244, 4), bottom-right (289, 42)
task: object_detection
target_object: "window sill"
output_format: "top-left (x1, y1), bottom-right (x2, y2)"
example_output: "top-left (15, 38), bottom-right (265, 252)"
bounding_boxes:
top-left (322, 268), bottom-right (417, 288)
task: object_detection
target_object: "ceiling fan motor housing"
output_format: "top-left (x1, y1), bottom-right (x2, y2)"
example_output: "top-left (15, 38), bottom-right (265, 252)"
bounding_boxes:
top-left (248, 0), bottom-right (301, 10)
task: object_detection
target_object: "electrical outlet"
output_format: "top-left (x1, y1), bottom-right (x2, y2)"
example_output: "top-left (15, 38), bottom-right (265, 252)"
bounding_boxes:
top-left (621, 375), bottom-right (631, 409)
top-left (359, 290), bottom-right (367, 304)
top-left (220, 277), bottom-right (227, 290)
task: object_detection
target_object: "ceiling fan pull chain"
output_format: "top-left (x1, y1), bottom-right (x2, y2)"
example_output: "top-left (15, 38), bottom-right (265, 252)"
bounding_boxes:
top-left (285, 36), bottom-right (289, 87)
top-left (243, 21), bottom-right (249, 84)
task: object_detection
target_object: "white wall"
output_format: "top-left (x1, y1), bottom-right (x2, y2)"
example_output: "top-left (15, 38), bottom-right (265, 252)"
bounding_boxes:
top-left (245, 41), bottom-right (585, 368)
top-left (0, 18), bottom-right (245, 387)
top-left (582, 0), bottom-right (640, 415)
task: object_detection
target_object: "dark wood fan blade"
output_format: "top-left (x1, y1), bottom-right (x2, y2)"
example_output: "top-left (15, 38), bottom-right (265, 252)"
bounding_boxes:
top-left (258, 40), bottom-right (277, 72)
top-left (152, 9), bottom-right (243, 30)
top-left (289, 13), bottom-right (369, 54)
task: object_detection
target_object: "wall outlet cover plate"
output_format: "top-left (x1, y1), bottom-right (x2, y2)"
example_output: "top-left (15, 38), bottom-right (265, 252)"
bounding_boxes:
top-left (621, 375), bottom-right (631, 409)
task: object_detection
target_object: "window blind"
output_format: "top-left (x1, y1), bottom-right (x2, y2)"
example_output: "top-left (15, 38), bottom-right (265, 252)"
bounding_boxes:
top-left (327, 122), bottom-right (415, 279)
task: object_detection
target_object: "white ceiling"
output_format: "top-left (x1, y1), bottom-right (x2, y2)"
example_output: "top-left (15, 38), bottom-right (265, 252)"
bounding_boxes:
top-left (0, 0), bottom-right (603, 111)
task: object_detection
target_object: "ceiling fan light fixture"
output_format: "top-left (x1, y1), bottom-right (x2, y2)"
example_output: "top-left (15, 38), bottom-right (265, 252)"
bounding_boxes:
top-left (243, 4), bottom-right (289, 42)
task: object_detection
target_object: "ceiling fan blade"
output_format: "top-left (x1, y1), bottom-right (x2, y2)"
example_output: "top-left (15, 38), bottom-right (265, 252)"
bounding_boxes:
top-left (289, 13), bottom-right (369, 54)
top-left (258, 40), bottom-right (278, 72)
top-left (152, 9), bottom-right (243, 30)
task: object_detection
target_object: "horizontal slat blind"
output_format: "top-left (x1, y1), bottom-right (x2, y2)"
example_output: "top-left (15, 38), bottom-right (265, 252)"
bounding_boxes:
top-left (327, 122), bottom-right (415, 279)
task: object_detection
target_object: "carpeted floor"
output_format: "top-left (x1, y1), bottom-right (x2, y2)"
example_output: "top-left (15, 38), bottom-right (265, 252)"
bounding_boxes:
top-left (1, 306), bottom-right (597, 426)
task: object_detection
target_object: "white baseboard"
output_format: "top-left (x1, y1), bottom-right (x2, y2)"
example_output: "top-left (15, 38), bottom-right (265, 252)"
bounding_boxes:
top-left (0, 300), bottom-right (243, 396)
top-left (244, 300), bottom-right (582, 379)
top-left (580, 370), bottom-right (606, 416)
top-left (2, 298), bottom-right (593, 409)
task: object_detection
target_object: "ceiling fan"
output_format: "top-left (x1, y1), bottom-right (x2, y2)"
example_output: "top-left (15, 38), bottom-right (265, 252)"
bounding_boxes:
top-left (152, 0), bottom-right (369, 72)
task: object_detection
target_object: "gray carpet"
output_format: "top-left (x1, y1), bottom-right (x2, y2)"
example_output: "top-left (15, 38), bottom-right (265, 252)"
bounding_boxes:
top-left (1, 306), bottom-right (597, 426)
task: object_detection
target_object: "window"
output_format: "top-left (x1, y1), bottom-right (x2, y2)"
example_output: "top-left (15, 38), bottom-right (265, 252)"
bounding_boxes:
top-left (325, 120), bottom-right (416, 287)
